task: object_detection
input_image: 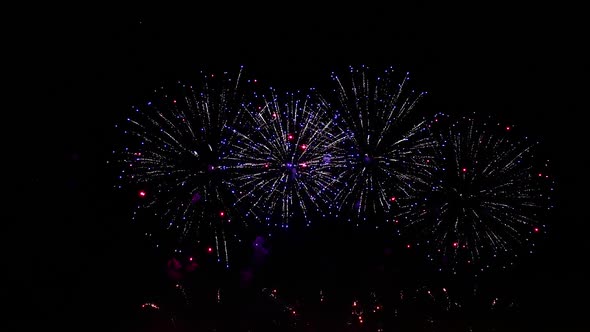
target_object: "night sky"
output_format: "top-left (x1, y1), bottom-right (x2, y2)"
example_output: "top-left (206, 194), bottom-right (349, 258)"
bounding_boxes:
top-left (10, 4), bottom-right (588, 331)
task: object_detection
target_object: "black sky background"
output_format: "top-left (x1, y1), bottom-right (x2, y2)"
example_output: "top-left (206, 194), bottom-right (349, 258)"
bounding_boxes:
top-left (8, 3), bottom-right (588, 331)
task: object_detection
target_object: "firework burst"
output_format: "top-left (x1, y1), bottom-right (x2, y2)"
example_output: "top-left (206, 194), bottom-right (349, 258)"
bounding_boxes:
top-left (325, 65), bottom-right (436, 225)
top-left (222, 87), bottom-right (347, 229)
top-left (397, 112), bottom-right (555, 273)
top-left (112, 68), bottom-right (253, 266)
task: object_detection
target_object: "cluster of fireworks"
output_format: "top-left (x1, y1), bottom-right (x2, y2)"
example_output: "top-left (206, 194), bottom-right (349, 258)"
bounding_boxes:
top-left (112, 65), bottom-right (555, 273)
top-left (136, 281), bottom-right (520, 331)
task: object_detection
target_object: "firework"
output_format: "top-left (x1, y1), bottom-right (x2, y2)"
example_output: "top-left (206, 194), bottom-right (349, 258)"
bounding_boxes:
top-left (325, 65), bottom-right (436, 225)
top-left (112, 68), bottom-right (254, 266)
top-left (222, 87), bottom-right (347, 229)
top-left (387, 281), bottom-right (520, 331)
top-left (397, 112), bottom-right (555, 273)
